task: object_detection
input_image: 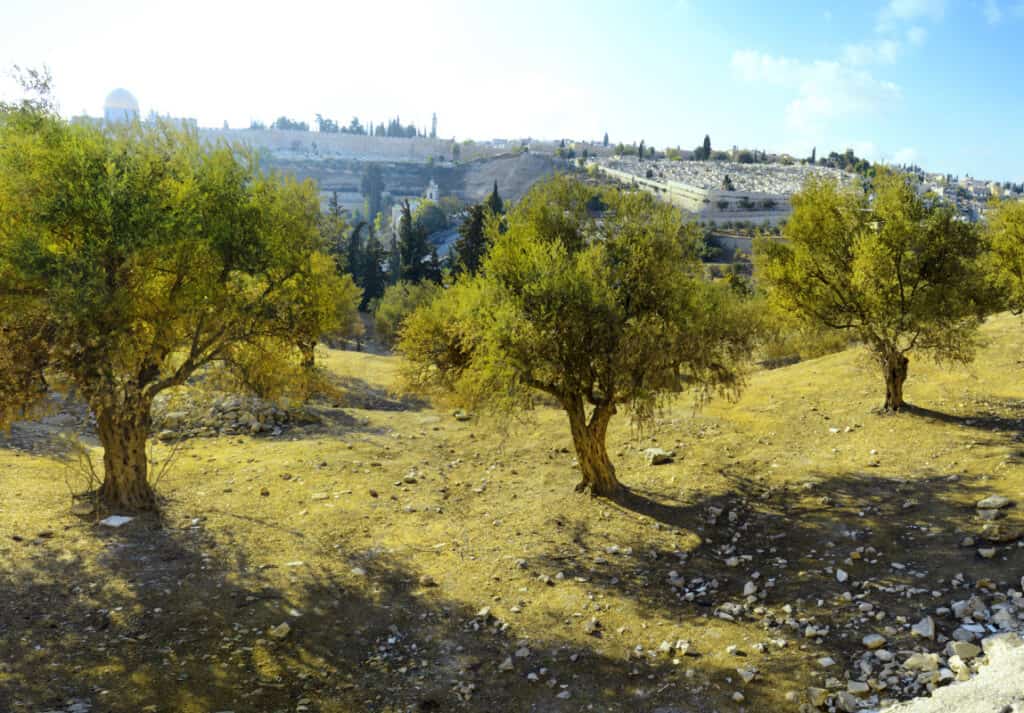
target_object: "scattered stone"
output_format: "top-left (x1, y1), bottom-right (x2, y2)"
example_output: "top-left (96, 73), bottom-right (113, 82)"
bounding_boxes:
top-left (583, 617), bottom-right (601, 636)
top-left (99, 515), bottom-right (133, 528)
top-left (268, 622), bottom-right (291, 639)
top-left (736, 666), bottom-right (757, 684)
top-left (836, 568), bottom-right (849, 583)
top-left (453, 410), bottom-right (472, 422)
top-left (498, 656), bottom-right (513, 672)
top-left (903, 652), bottom-right (940, 671)
top-left (863, 633), bottom-right (886, 650)
top-left (808, 687), bottom-right (830, 707)
top-left (310, 492), bottom-right (329, 501)
top-left (847, 681), bottom-right (870, 696)
top-left (643, 447), bottom-right (675, 465)
top-left (977, 547), bottom-right (996, 559)
top-left (949, 641), bottom-right (981, 660)
top-left (418, 574), bottom-right (437, 587)
top-left (911, 615), bottom-right (935, 640)
top-left (70, 501), bottom-right (95, 516)
top-left (976, 495), bottom-right (1012, 510)
top-left (817, 656), bottom-right (836, 668)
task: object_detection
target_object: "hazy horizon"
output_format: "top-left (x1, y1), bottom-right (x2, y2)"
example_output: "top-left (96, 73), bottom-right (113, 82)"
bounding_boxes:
top-left (2, 0), bottom-right (1022, 182)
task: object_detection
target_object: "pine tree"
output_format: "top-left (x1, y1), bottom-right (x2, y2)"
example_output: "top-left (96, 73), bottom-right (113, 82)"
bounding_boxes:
top-left (486, 181), bottom-right (504, 215)
top-left (603, 132), bottom-right (609, 147)
top-left (398, 200), bottom-right (430, 282)
top-left (811, 146), bottom-right (816, 165)
top-left (452, 203), bottom-right (488, 276)
top-left (638, 140), bottom-right (645, 162)
top-left (360, 235), bottom-right (388, 309)
top-left (703, 134), bottom-right (712, 161)
top-left (425, 247), bottom-right (443, 284)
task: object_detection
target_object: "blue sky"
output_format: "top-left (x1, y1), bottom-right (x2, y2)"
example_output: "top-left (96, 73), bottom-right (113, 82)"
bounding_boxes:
top-left (1, 0), bottom-right (1021, 181)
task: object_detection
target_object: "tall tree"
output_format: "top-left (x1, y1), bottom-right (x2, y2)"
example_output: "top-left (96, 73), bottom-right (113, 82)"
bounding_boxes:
top-left (452, 204), bottom-right (488, 276)
top-left (703, 134), bottom-right (712, 161)
top-left (400, 176), bottom-right (755, 497)
top-left (810, 146), bottom-right (816, 165)
top-left (0, 88), bottom-right (357, 509)
top-left (360, 163), bottom-right (385, 224)
top-left (486, 181), bottom-right (504, 215)
top-left (754, 171), bottom-right (994, 411)
top-left (603, 132), bottom-right (609, 147)
top-left (638, 139), bottom-right (645, 162)
top-left (398, 200), bottom-right (430, 282)
top-left (430, 112), bottom-right (437, 139)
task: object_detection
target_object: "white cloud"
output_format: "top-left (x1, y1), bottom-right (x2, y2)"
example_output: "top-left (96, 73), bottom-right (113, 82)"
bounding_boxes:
top-left (984, 0), bottom-right (1003, 24)
top-left (731, 50), bottom-right (901, 132)
top-left (906, 25), bottom-right (928, 44)
top-left (843, 39), bottom-right (901, 65)
top-left (877, 0), bottom-right (946, 29)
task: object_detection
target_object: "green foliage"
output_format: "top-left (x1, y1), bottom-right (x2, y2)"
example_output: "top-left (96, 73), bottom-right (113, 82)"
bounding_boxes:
top-left (754, 170), bottom-right (995, 409)
top-left (986, 198), bottom-right (1024, 314)
top-left (486, 181), bottom-right (504, 215)
top-left (399, 176), bottom-right (756, 494)
top-left (272, 116), bottom-right (309, 131)
top-left (0, 95), bottom-right (358, 505)
top-left (374, 281), bottom-right (442, 348)
top-left (361, 164), bottom-right (385, 223)
top-left (452, 204), bottom-right (488, 276)
top-left (413, 200), bottom-right (448, 236)
top-left (398, 200), bottom-right (432, 283)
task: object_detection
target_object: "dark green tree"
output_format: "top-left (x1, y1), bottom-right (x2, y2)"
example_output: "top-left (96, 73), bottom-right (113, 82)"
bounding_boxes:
top-left (452, 204), bottom-right (488, 276)
top-left (703, 134), bottom-right (712, 161)
top-left (398, 200), bottom-right (431, 282)
top-left (486, 181), bottom-right (504, 215)
top-left (638, 140), bottom-right (645, 162)
top-left (603, 132), bottom-right (609, 147)
top-left (810, 146), bottom-right (816, 165)
top-left (360, 164), bottom-right (385, 224)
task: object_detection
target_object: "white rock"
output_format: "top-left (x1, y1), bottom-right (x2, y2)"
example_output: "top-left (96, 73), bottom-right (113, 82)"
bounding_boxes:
top-left (99, 515), bottom-right (133, 528)
top-left (976, 495), bottom-right (1011, 509)
top-left (863, 633), bottom-right (886, 650)
top-left (836, 568), bottom-right (849, 583)
top-left (911, 615), bottom-right (935, 640)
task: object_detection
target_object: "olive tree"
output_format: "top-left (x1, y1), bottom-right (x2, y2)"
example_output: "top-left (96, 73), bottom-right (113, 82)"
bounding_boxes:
top-left (0, 91), bottom-right (357, 509)
top-left (986, 198), bottom-right (1024, 313)
top-left (754, 171), bottom-right (992, 411)
top-left (399, 176), bottom-right (755, 497)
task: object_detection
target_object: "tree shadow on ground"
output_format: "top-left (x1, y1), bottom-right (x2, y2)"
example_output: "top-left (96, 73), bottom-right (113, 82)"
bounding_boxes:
top-left (527, 465), bottom-right (1024, 709)
top-left (0, 506), bottom-right (753, 713)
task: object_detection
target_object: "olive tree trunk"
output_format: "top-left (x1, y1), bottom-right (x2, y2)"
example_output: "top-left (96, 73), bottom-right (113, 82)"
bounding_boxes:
top-left (95, 399), bottom-right (156, 510)
top-left (564, 397), bottom-right (621, 497)
top-left (882, 352), bottom-right (909, 412)
top-left (298, 340), bottom-right (316, 369)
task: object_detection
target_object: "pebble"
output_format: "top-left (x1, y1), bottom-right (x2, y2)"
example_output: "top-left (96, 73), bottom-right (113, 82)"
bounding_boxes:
top-left (862, 633), bottom-right (886, 650)
top-left (268, 622), bottom-right (291, 639)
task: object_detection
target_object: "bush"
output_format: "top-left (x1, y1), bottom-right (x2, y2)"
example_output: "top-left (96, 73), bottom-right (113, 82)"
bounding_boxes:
top-left (373, 281), bottom-right (442, 348)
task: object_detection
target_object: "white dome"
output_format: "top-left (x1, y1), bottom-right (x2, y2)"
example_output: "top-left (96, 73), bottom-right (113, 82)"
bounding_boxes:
top-left (103, 88), bottom-right (139, 123)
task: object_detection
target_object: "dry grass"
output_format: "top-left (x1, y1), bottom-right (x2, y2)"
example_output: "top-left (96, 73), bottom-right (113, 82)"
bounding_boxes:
top-left (1, 315), bottom-right (1023, 712)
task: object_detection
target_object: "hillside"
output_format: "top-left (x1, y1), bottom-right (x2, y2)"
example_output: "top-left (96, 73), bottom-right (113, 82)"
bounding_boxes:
top-left (2, 314), bottom-right (1023, 713)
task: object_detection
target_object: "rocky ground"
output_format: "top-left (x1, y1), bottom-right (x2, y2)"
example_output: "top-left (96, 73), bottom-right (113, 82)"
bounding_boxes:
top-left (1, 315), bottom-right (1023, 713)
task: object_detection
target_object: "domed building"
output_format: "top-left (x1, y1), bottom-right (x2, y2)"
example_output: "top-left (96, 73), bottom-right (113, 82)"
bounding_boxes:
top-left (103, 88), bottom-right (139, 123)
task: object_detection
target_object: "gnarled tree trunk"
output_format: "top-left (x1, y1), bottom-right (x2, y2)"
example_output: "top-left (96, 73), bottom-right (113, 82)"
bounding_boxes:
top-left (565, 397), bottom-right (620, 497)
top-left (95, 398), bottom-right (155, 510)
top-left (298, 340), bottom-right (316, 369)
top-left (882, 352), bottom-right (909, 412)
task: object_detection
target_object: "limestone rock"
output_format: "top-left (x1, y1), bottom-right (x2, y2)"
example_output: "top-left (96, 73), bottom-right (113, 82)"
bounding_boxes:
top-left (643, 447), bottom-right (675, 465)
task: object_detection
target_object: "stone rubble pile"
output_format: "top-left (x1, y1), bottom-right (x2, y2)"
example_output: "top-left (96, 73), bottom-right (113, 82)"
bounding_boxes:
top-left (151, 391), bottom-right (322, 441)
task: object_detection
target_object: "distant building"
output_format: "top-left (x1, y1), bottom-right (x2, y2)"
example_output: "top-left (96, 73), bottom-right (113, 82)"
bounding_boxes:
top-left (104, 88), bottom-right (139, 123)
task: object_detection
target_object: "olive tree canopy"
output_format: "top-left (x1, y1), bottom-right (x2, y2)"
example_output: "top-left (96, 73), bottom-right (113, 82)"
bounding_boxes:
top-left (0, 85), bottom-right (358, 509)
top-left (400, 176), bottom-right (755, 497)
